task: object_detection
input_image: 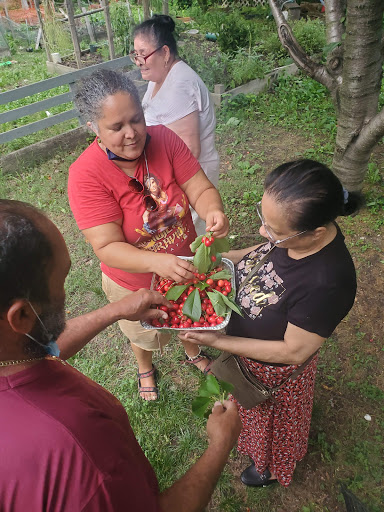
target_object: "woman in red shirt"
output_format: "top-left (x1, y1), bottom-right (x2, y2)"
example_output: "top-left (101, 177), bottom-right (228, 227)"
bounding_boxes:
top-left (68, 69), bottom-right (228, 401)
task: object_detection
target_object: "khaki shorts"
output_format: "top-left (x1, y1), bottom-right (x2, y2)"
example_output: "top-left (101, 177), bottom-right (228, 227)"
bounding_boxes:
top-left (101, 273), bottom-right (171, 352)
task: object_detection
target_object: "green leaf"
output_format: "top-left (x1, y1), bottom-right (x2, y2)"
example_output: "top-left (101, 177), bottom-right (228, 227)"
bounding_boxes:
top-left (209, 252), bottom-right (222, 272)
top-left (193, 242), bottom-right (211, 274)
top-left (210, 270), bottom-right (232, 281)
top-left (219, 380), bottom-right (235, 394)
top-left (195, 281), bottom-right (209, 290)
top-left (217, 291), bottom-right (244, 316)
top-left (192, 396), bottom-right (211, 417)
top-left (211, 237), bottom-right (230, 253)
top-left (165, 284), bottom-right (188, 301)
top-left (182, 288), bottom-right (202, 322)
top-left (204, 374), bottom-right (221, 395)
top-left (190, 235), bottom-right (204, 253)
top-left (207, 291), bottom-right (227, 317)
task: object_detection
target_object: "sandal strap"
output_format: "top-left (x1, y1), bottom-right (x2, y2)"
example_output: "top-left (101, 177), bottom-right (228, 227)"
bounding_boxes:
top-left (137, 365), bottom-right (156, 379)
top-left (138, 386), bottom-right (158, 393)
top-left (203, 359), bottom-right (214, 375)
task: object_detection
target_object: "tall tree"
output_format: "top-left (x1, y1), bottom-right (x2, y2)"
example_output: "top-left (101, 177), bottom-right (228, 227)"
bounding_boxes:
top-left (269, 0), bottom-right (384, 191)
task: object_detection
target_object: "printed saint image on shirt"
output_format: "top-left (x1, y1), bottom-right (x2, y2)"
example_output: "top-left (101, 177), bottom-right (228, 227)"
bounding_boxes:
top-left (237, 244), bottom-right (286, 319)
top-left (138, 174), bottom-right (186, 236)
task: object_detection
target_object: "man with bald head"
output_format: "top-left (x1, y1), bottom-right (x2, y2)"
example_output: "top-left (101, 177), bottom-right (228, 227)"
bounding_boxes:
top-left (0, 200), bottom-right (241, 512)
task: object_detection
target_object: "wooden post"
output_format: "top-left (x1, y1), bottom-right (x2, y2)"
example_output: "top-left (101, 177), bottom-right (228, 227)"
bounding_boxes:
top-left (82, 7), bottom-right (96, 43)
top-left (101, 0), bottom-right (115, 60)
top-left (142, 0), bottom-right (150, 20)
top-left (65, 0), bottom-right (82, 69)
top-left (162, 0), bottom-right (169, 15)
top-left (33, 0), bottom-right (52, 62)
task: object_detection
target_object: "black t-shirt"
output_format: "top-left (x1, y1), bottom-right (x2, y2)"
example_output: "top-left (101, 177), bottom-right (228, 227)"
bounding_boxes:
top-left (227, 225), bottom-right (356, 341)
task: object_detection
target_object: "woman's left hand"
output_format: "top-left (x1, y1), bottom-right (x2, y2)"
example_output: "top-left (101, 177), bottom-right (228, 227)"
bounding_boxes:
top-left (178, 330), bottom-right (223, 347)
top-left (206, 210), bottom-right (229, 238)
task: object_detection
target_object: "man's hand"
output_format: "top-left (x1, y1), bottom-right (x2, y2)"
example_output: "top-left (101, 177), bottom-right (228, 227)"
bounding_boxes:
top-left (113, 289), bottom-right (172, 322)
top-left (206, 210), bottom-right (229, 238)
top-left (207, 400), bottom-right (241, 452)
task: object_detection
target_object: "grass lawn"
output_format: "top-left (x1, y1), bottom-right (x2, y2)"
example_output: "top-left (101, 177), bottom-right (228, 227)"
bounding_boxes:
top-left (1, 40), bottom-right (383, 510)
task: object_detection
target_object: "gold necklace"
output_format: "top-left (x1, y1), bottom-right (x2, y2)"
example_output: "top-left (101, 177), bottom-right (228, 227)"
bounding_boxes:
top-left (0, 356), bottom-right (46, 367)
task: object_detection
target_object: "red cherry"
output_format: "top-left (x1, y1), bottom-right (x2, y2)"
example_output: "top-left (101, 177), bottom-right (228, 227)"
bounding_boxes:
top-left (216, 316), bottom-right (225, 324)
top-left (211, 255), bottom-right (217, 262)
top-left (206, 278), bottom-right (214, 286)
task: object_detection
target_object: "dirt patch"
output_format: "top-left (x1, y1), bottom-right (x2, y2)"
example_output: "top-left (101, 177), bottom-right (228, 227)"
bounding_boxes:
top-left (61, 50), bottom-right (104, 69)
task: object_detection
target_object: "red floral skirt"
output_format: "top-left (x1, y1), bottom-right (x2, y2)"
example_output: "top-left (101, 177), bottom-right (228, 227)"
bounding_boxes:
top-left (231, 355), bottom-right (318, 487)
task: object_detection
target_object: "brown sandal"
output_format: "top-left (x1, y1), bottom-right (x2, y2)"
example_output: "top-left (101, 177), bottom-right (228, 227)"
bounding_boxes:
top-left (137, 365), bottom-right (159, 401)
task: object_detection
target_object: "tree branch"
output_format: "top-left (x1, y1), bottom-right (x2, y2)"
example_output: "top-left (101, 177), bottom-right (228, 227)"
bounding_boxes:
top-left (326, 0), bottom-right (346, 43)
top-left (354, 108), bottom-right (384, 154)
top-left (268, 0), bottom-right (336, 93)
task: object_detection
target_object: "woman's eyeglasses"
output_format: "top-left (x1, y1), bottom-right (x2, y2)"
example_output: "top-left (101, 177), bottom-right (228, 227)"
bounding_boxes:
top-left (256, 201), bottom-right (306, 245)
top-left (128, 177), bottom-right (158, 212)
top-left (129, 46), bottom-right (164, 65)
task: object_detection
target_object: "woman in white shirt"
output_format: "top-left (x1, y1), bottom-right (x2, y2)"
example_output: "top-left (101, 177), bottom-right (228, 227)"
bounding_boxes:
top-left (131, 15), bottom-right (220, 235)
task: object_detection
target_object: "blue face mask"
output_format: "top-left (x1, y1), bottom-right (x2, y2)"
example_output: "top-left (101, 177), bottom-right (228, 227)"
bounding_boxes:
top-left (24, 302), bottom-right (61, 358)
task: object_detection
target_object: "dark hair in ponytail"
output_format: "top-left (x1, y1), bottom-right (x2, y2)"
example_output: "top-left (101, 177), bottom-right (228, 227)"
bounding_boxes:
top-left (133, 15), bottom-right (178, 57)
top-left (264, 159), bottom-right (364, 232)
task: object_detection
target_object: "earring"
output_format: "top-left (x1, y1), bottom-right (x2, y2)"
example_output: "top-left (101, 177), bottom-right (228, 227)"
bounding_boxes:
top-left (164, 60), bottom-right (168, 68)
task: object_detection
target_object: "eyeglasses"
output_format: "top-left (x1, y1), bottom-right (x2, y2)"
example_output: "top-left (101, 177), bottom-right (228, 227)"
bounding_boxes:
top-left (128, 177), bottom-right (158, 212)
top-left (127, 151), bottom-right (158, 212)
top-left (256, 201), bottom-right (307, 245)
top-left (129, 46), bottom-right (164, 65)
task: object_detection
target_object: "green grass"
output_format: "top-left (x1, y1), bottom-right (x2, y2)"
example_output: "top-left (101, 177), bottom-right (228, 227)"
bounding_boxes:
top-left (0, 47), bottom-right (79, 155)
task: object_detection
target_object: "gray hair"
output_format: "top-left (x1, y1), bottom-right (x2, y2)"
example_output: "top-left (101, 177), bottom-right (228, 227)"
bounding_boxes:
top-left (74, 68), bottom-right (142, 129)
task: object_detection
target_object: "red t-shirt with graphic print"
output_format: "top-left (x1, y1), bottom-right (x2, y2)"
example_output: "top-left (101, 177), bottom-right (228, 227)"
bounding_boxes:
top-left (68, 125), bottom-right (199, 290)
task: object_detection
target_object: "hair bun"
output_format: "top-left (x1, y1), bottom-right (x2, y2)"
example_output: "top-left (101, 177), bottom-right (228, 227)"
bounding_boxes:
top-left (152, 14), bottom-right (175, 33)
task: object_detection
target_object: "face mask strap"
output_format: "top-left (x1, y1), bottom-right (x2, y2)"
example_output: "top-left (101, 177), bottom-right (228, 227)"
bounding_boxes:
top-left (24, 302), bottom-right (61, 357)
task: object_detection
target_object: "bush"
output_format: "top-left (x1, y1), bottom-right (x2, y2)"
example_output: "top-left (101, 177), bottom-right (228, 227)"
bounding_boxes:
top-left (179, 40), bottom-right (231, 90)
top-left (293, 18), bottom-right (326, 56)
top-left (228, 50), bottom-right (268, 88)
top-left (110, 2), bottom-right (133, 56)
top-left (216, 13), bottom-right (255, 55)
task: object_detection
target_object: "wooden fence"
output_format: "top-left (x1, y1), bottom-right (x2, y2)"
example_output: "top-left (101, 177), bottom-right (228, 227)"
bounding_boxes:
top-left (0, 55), bottom-right (140, 146)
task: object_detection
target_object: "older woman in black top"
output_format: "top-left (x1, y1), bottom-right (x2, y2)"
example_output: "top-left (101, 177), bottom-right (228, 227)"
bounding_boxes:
top-left (181, 160), bottom-right (361, 487)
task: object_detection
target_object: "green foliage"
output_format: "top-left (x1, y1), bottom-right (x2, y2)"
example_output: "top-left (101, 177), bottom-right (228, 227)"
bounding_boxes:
top-left (110, 2), bottom-right (133, 56)
top-left (179, 40), bottom-right (231, 91)
top-left (216, 13), bottom-right (254, 55)
top-left (259, 18), bottom-right (326, 67)
top-left (192, 375), bottom-right (234, 418)
top-left (182, 288), bottom-right (202, 322)
top-left (293, 18), bottom-right (326, 56)
top-left (227, 49), bottom-right (267, 89)
top-left (42, 0), bottom-right (72, 56)
top-left (219, 73), bottom-right (336, 138)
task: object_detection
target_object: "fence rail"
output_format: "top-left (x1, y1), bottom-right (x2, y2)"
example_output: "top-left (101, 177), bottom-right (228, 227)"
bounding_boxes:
top-left (0, 55), bottom-right (138, 145)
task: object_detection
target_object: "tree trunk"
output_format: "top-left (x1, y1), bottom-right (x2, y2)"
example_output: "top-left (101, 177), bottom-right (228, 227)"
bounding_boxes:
top-left (269, 0), bottom-right (384, 191)
top-left (142, 0), bottom-right (150, 20)
top-left (332, 0), bottom-right (384, 190)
